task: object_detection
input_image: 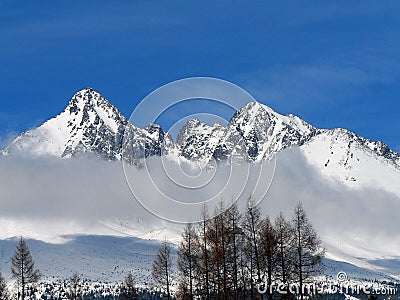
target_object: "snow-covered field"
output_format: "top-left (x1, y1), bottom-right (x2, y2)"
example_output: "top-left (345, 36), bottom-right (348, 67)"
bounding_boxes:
top-left (0, 234), bottom-right (395, 285)
top-left (0, 235), bottom-right (177, 284)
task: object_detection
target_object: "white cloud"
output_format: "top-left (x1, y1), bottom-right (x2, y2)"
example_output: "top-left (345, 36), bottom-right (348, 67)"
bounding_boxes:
top-left (0, 149), bottom-right (399, 264)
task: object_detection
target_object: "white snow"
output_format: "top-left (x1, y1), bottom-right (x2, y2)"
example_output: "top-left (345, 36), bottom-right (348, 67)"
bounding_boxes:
top-left (94, 106), bottom-right (119, 133)
top-left (301, 129), bottom-right (400, 197)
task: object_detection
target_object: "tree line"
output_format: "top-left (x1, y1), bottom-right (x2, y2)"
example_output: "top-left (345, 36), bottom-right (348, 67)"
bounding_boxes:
top-left (0, 200), bottom-right (324, 300)
top-left (152, 199), bottom-right (325, 300)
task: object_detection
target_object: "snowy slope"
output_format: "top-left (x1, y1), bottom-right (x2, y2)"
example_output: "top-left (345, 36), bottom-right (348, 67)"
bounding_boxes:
top-left (0, 235), bottom-right (396, 286)
top-left (0, 235), bottom-right (178, 283)
top-left (301, 128), bottom-right (400, 196)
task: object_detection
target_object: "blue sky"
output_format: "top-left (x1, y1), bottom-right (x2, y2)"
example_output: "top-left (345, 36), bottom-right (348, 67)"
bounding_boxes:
top-left (0, 1), bottom-right (399, 149)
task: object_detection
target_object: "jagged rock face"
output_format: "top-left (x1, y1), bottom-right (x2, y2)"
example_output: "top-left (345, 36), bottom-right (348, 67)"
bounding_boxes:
top-left (121, 123), bottom-right (175, 165)
top-left (3, 88), bottom-right (174, 163)
top-left (174, 102), bottom-right (320, 163)
top-left (216, 102), bottom-right (319, 161)
top-left (3, 88), bottom-right (399, 174)
top-left (61, 88), bottom-right (128, 160)
top-left (227, 102), bottom-right (317, 161)
top-left (176, 119), bottom-right (227, 162)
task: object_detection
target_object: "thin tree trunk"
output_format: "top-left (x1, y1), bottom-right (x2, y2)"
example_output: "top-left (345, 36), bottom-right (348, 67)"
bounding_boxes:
top-left (166, 258), bottom-right (170, 300)
top-left (232, 216), bottom-right (238, 300)
top-left (250, 212), bottom-right (261, 284)
top-left (267, 253), bottom-right (272, 300)
top-left (203, 218), bottom-right (210, 300)
top-left (250, 254), bottom-right (254, 300)
top-left (188, 229), bottom-right (193, 300)
top-left (240, 255), bottom-right (246, 300)
top-left (21, 256), bottom-right (25, 300)
top-left (298, 214), bottom-right (303, 300)
top-left (279, 229), bottom-right (286, 284)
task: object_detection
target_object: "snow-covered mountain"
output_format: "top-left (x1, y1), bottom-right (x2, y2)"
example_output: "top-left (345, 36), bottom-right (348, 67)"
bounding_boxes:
top-left (3, 88), bottom-right (174, 165)
top-left (3, 88), bottom-right (400, 191)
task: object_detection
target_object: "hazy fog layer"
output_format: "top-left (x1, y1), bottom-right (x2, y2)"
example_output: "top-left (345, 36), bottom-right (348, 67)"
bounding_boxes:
top-left (0, 149), bottom-right (399, 260)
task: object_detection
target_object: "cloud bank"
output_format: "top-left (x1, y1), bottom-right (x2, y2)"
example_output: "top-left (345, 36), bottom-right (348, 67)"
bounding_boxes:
top-left (0, 149), bottom-right (399, 262)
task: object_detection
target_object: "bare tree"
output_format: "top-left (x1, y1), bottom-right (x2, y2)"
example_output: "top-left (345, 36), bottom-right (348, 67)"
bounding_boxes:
top-left (203, 201), bottom-right (243, 299)
top-left (291, 202), bottom-right (325, 300)
top-left (207, 200), bottom-right (237, 299)
top-left (178, 224), bottom-right (199, 300)
top-left (11, 238), bottom-right (41, 300)
top-left (226, 203), bottom-right (242, 300)
top-left (242, 197), bottom-right (263, 299)
top-left (206, 202), bottom-right (224, 298)
top-left (259, 216), bottom-right (278, 300)
top-left (68, 272), bottom-right (80, 300)
top-left (0, 271), bottom-right (9, 300)
top-left (197, 204), bottom-right (211, 299)
top-left (274, 213), bottom-right (293, 287)
top-left (152, 241), bottom-right (173, 300)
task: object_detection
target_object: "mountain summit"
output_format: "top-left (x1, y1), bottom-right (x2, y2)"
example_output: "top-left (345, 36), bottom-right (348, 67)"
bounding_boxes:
top-left (4, 88), bottom-right (127, 159)
top-left (3, 88), bottom-right (174, 163)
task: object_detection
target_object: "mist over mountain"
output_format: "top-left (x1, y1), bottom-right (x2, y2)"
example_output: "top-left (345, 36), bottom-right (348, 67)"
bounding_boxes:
top-left (3, 88), bottom-right (400, 177)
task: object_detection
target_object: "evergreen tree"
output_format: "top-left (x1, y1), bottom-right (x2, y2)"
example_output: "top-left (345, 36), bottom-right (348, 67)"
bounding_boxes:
top-left (11, 237), bottom-right (41, 300)
top-left (291, 202), bottom-right (325, 300)
top-left (152, 241), bottom-right (173, 300)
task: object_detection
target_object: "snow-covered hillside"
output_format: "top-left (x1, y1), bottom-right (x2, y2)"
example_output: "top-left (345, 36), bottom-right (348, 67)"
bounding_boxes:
top-left (0, 235), bottom-right (178, 284)
top-left (0, 234), bottom-right (396, 284)
top-left (301, 128), bottom-right (400, 196)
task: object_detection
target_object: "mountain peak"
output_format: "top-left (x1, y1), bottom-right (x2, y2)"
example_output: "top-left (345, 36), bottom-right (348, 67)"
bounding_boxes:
top-left (66, 88), bottom-right (111, 114)
top-left (3, 88), bottom-right (129, 159)
top-left (240, 100), bottom-right (275, 113)
top-left (69, 87), bottom-right (98, 101)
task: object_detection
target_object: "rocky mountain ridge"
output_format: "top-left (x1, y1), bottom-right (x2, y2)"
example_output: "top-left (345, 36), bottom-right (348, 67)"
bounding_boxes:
top-left (3, 88), bottom-right (400, 172)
